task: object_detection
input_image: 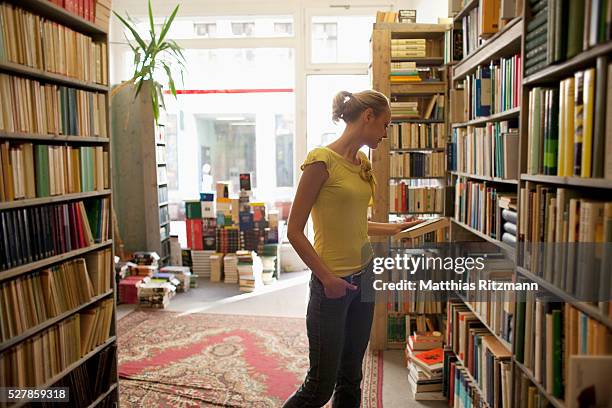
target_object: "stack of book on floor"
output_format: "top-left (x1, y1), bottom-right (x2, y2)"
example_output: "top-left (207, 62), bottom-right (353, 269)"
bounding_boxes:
top-left (191, 249), bottom-right (214, 279)
top-left (391, 39), bottom-right (427, 59)
top-left (137, 278), bottom-right (176, 309)
top-left (223, 253), bottom-right (239, 283)
top-left (405, 332), bottom-right (445, 401)
top-left (119, 276), bottom-right (144, 304)
top-left (390, 101), bottom-right (420, 120)
top-left (236, 250), bottom-right (263, 292)
top-left (210, 252), bottom-right (225, 282)
top-left (260, 243), bottom-right (278, 285)
top-left (160, 266), bottom-right (191, 292)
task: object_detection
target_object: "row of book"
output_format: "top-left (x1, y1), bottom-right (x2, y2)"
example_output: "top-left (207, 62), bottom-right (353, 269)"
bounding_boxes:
top-left (454, 178), bottom-right (517, 240)
top-left (446, 299), bottom-right (513, 408)
top-left (514, 297), bottom-right (612, 400)
top-left (525, 0), bottom-right (611, 77)
top-left (450, 122), bottom-right (519, 179)
top-left (388, 313), bottom-right (443, 344)
top-left (390, 64), bottom-right (442, 84)
top-left (0, 198), bottom-right (110, 271)
top-left (391, 38), bottom-right (427, 58)
top-left (0, 142), bottom-right (109, 202)
top-left (0, 249), bottom-right (111, 343)
top-left (390, 152), bottom-right (446, 178)
top-left (459, 55), bottom-right (521, 121)
top-left (387, 122), bottom-right (446, 150)
top-left (518, 185), bottom-right (612, 307)
top-left (389, 184), bottom-right (444, 214)
top-left (0, 3), bottom-right (108, 84)
top-left (0, 298), bottom-right (113, 387)
top-left (526, 60), bottom-right (612, 179)
top-left (47, 0), bottom-right (99, 24)
top-left (0, 73), bottom-right (108, 137)
top-left (444, 23), bottom-right (463, 64)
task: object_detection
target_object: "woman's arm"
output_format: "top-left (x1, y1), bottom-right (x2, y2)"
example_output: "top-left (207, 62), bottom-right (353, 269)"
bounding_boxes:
top-left (367, 220), bottom-right (425, 236)
top-left (287, 162), bottom-right (357, 298)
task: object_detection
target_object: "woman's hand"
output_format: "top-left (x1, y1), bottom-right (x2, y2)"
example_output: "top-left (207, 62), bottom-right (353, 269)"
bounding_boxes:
top-left (321, 275), bottom-right (357, 299)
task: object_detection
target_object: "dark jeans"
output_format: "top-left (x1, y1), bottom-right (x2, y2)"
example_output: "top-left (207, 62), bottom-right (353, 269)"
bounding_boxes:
top-left (283, 266), bottom-right (375, 408)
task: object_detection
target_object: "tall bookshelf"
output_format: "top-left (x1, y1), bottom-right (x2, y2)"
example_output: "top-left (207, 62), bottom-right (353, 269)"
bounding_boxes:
top-left (445, 0), bottom-right (612, 407)
top-left (111, 81), bottom-right (171, 265)
top-left (0, 0), bottom-right (118, 406)
top-left (370, 22), bottom-right (450, 350)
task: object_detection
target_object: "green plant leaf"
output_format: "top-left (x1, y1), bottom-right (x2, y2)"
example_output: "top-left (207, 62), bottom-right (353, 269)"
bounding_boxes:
top-left (134, 77), bottom-right (145, 99)
top-left (157, 4), bottom-right (180, 46)
top-left (113, 11), bottom-right (147, 51)
top-left (162, 62), bottom-right (176, 97)
top-left (148, 0), bottom-right (155, 38)
top-left (151, 85), bottom-right (160, 123)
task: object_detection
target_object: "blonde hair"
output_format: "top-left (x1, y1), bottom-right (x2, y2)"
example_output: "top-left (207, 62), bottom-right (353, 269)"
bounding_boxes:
top-left (332, 90), bottom-right (390, 123)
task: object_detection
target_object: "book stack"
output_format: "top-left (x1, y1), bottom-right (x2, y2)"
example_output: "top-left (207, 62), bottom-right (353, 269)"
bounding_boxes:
top-left (160, 266), bottom-right (192, 292)
top-left (223, 253), bottom-right (239, 283)
top-left (390, 101), bottom-right (420, 120)
top-left (452, 121), bottom-right (519, 179)
top-left (527, 61), bottom-right (612, 179)
top-left (390, 152), bottom-right (446, 178)
top-left (0, 198), bottom-right (109, 271)
top-left (137, 280), bottom-right (175, 308)
top-left (389, 62), bottom-right (420, 83)
top-left (216, 226), bottom-right (241, 253)
top-left (519, 185), bottom-right (612, 305)
top-left (210, 252), bottom-right (224, 282)
top-left (118, 276), bottom-right (143, 304)
top-left (389, 184), bottom-right (444, 214)
top-left (237, 250), bottom-right (264, 292)
top-left (191, 249), bottom-right (214, 279)
top-left (391, 39), bottom-right (427, 59)
top-left (0, 74), bottom-right (108, 137)
top-left (0, 4), bottom-right (108, 84)
top-left (185, 200), bottom-right (217, 251)
top-left (406, 342), bottom-right (445, 401)
top-left (261, 244), bottom-right (278, 285)
top-left (388, 122), bottom-right (446, 150)
top-left (94, 0), bottom-right (112, 31)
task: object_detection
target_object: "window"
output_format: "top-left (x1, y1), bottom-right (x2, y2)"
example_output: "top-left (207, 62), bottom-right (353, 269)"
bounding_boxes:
top-left (231, 22), bottom-right (255, 36)
top-left (275, 114), bottom-right (294, 188)
top-left (274, 22), bottom-right (293, 35)
top-left (310, 15), bottom-right (374, 64)
top-left (194, 23), bottom-right (217, 37)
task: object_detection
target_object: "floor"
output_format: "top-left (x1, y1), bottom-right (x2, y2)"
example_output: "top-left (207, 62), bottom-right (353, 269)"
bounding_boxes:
top-left (117, 271), bottom-right (447, 407)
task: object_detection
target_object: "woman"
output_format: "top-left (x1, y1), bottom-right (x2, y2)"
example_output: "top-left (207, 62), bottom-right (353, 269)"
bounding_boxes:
top-left (283, 90), bottom-right (423, 408)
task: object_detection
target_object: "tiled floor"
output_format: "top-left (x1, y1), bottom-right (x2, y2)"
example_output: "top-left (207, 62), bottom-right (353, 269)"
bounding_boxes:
top-left (117, 271), bottom-right (446, 407)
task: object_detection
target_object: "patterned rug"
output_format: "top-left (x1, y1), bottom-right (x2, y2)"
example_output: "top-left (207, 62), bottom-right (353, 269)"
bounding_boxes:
top-left (118, 310), bottom-right (383, 407)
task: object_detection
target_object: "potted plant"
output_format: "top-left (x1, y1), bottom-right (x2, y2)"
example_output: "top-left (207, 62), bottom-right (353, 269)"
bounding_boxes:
top-left (113, 0), bottom-right (185, 123)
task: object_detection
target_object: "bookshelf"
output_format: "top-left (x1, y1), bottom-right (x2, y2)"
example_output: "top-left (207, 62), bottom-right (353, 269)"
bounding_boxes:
top-left (111, 82), bottom-right (171, 265)
top-left (0, 0), bottom-right (118, 405)
top-left (445, 1), bottom-right (612, 407)
top-left (370, 22), bottom-right (451, 350)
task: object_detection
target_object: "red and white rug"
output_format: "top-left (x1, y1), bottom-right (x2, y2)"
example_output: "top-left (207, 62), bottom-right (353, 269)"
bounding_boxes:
top-left (118, 310), bottom-right (383, 407)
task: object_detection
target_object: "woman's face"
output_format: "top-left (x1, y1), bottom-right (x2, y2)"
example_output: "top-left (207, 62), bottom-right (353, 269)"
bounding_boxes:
top-left (361, 108), bottom-right (391, 149)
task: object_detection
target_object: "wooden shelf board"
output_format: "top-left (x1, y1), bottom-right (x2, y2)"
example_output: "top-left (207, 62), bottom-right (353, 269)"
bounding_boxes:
top-left (513, 359), bottom-right (565, 408)
top-left (85, 383), bottom-right (118, 408)
top-left (523, 42), bottom-right (612, 86)
top-left (390, 148), bottom-right (446, 152)
top-left (451, 107), bottom-right (521, 128)
top-left (12, 336), bottom-right (117, 408)
top-left (515, 266), bottom-right (612, 330)
top-left (0, 290), bottom-right (114, 353)
top-left (391, 82), bottom-right (446, 95)
top-left (374, 23), bottom-right (449, 38)
top-left (452, 0), bottom-right (479, 22)
top-left (0, 131), bottom-right (110, 143)
top-left (391, 119), bottom-right (445, 123)
top-left (0, 240), bottom-right (113, 282)
top-left (390, 176), bottom-right (445, 179)
top-left (0, 61), bottom-right (109, 92)
top-left (453, 19), bottom-right (522, 81)
top-left (451, 218), bottom-right (516, 255)
top-left (5, 0), bottom-right (107, 36)
top-left (450, 171), bottom-right (518, 185)
top-left (0, 190), bottom-right (111, 210)
top-left (456, 293), bottom-right (513, 352)
top-left (520, 174), bottom-right (612, 189)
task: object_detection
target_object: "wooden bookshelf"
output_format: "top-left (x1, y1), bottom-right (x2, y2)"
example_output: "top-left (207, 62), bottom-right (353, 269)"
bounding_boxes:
top-left (513, 359), bottom-right (565, 408)
top-left (370, 23), bottom-right (449, 351)
top-left (450, 171), bottom-right (518, 185)
top-left (450, 218), bottom-right (515, 255)
top-left (456, 293), bottom-right (513, 352)
top-left (451, 106), bottom-right (520, 128)
top-left (0, 1), bottom-right (118, 404)
top-left (520, 174), bottom-right (612, 189)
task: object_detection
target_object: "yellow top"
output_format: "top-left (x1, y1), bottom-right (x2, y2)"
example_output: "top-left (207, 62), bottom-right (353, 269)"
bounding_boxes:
top-left (301, 146), bottom-right (375, 277)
